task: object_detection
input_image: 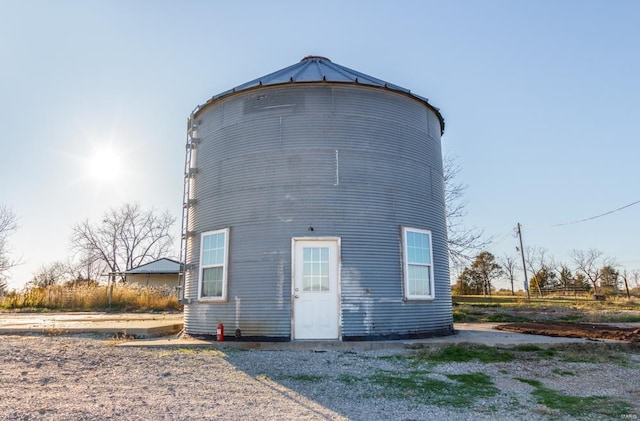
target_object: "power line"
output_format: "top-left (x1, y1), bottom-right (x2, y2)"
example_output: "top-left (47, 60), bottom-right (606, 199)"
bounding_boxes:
top-left (552, 199), bottom-right (640, 227)
top-left (489, 228), bottom-right (516, 247)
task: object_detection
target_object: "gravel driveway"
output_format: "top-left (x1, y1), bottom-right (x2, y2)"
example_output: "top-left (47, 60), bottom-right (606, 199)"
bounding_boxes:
top-left (1, 334), bottom-right (639, 420)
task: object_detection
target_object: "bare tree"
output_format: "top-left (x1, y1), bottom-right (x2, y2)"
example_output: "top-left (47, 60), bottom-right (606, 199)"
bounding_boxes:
top-left (0, 205), bottom-right (19, 289)
top-left (27, 257), bottom-right (102, 289)
top-left (524, 246), bottom-right (549, 276)
top-left (499, 254), bottom-right (519, 295)
top-left (570, 248), bottom-right (612, 296)
top-left (632, 270), bottom-right (640, 289)
top-left (524, 247), bottom-right (551, 278)
top-left (29, 261), bottom-right (72, 288)
top-left (524, 247), bottom-right (556, 297)
top-left (73, 251), bottom-right (108, 283)
top-left (443, 155), bottom-right (491, 269)
top-left (621, 269), bottom-right (632, 299)
top-left (70, 203), bottom-right (176, 282)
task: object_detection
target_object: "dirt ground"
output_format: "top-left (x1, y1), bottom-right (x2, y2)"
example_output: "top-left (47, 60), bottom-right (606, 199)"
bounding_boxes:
top-left (456, 299), bottom-right (640, 342)
top-left (496, 322), bottom-right (640, 342)
top-left (2, 334), bottom-right (639, 420)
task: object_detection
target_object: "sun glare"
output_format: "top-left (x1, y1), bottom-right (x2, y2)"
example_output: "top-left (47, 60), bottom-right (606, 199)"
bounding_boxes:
top-left (86, 145), bottom-right (123, 182)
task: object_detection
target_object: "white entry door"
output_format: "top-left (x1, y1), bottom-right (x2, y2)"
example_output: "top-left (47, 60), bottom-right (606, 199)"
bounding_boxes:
top-left (292, 238), bottom-right (340, 340)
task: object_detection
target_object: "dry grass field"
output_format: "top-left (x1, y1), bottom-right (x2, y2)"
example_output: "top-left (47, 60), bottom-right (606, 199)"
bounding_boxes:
top-left (0, 285), bottom-right (181, 312)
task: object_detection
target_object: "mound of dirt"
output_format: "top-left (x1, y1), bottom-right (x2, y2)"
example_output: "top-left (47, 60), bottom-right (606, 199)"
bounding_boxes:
top-left (496, 322), bottom-right (640, 342)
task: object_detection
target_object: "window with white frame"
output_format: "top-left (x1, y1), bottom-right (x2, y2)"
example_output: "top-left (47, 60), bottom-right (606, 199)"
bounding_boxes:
top-left (402, 227), bottom-right (435, 300)
top-left (199, 228), bottom-right (229, 300)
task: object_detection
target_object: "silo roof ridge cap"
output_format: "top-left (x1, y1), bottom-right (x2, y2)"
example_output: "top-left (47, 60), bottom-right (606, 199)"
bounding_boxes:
top-left (300, 55), bottom-right (331, 62)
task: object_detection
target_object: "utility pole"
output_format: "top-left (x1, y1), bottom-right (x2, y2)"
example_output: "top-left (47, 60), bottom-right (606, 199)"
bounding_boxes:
top-left (516, 223), bottom-right (530, 299)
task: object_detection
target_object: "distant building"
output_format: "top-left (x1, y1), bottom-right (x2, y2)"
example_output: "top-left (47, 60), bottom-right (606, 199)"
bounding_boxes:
top-left (124, 258), bottom-right (180, 291)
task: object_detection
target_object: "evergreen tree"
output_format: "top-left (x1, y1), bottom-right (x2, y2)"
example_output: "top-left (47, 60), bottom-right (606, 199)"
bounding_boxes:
top-left (454, 267), bottom-right (483, 295)
top-left (452, 268), bottom-right (478, 295)
top-left (572, 272), bottom-right (590, 293)
top-left (599, 266), bottom-right (620, 295)
top-left (558, 265), bottom-right (573, 295)
top-left (529, 267), bottom-right (557, 297)
top-left (459, 252), bottom-right (503, 296)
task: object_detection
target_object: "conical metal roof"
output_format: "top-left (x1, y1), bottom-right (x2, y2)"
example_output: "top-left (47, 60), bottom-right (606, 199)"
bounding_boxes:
top-left (194, 56), bottom-right (444, 133)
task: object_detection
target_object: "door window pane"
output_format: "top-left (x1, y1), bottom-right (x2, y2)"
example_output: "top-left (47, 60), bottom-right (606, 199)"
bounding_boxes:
top-left (202, 232), bottom-right (225, 265)
top-left (302, 247), bottom-right (329, 292)
top-left (406, 231), bottom-right (431, 265)
top-left (408, 264), bottom-right (430, 296)
top-left (202, 267), bottom-right (223, 298)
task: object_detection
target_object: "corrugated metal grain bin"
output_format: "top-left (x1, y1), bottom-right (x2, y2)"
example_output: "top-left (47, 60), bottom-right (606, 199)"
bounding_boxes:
top-left (180, 56), bottom-right (453, 340)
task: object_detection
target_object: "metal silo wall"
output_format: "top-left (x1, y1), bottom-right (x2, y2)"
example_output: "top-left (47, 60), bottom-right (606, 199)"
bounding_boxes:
top-left (184, 84), bottom-right (452, 338)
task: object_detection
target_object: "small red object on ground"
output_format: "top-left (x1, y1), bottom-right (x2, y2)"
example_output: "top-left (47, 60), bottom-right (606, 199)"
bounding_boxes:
top-left (216, 322), bottom-right (224, 341)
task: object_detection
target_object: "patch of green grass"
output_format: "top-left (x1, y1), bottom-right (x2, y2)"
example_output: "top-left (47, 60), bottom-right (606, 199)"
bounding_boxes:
top-left (447, 372), bottom-right (497, 390)
top-left (376, 354), bottom-right (404, 362)
top-left (591, 313), bottom-right (640, 323)
top-left (483, 312), bottom-right (532, 323)
top-left (512, 344), bottom-right (543, 352)
top-left (371, 370), bottom-right (498, 408)
top-left (413, 343), bottom-right (573, 366)
top-left (514, 377), bottom-right (538, 387)
top-left (279, 374), bottom-right (324, 382)
top-left (337, 374), bottom-right (359, 385)
top-left (516, 377), bottom-right (632, 418)
top-left (551, 368), bottom-right (575, 376)
top-left (453, 296), bottom-right (521, 305)
top-left (176, 348), bottom-right (198, 354)
top-left (560, 313), bottom-right (585, 322)
top-left (470, 303), bottom-right (503, 308)
top-left (417, 344), bottom-right (515, 364)
top-left (453, 310), bottom-right (472, 322)
top-left (511, 343), bottom-right (639, 366)
top-left (552, 343), bottom-right (632, 366)
top-left (511, 344), bottom-right (557, 357)
top-left (453, 304), bottom-right (491, 323)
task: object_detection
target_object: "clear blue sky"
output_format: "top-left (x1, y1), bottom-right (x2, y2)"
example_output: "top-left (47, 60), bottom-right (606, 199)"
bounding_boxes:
top-left (2, 0), bottom-right (639, 290)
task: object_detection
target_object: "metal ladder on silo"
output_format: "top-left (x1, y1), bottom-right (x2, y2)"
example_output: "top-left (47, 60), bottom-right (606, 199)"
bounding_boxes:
top-left (178, 115), bottom-right (200, 303)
